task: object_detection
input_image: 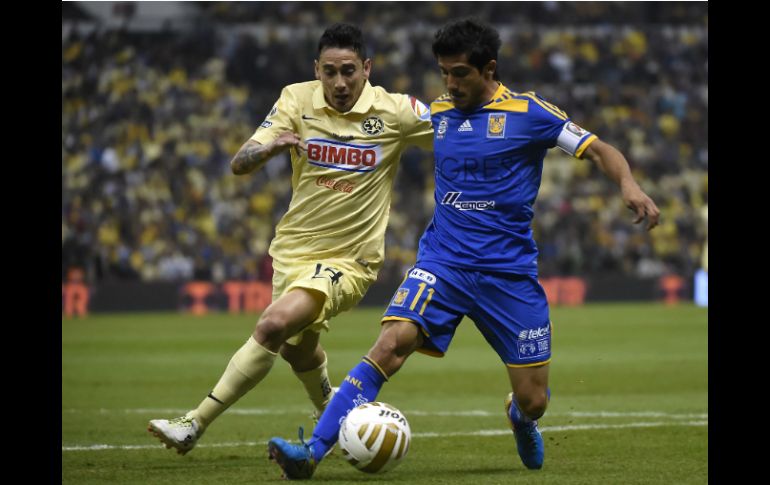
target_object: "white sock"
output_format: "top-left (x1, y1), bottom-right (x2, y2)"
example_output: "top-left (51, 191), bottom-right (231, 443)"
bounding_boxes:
top-left (293, 353), bottom-right (333, 413)
top-left (190, 337), bottom-right (277, 429)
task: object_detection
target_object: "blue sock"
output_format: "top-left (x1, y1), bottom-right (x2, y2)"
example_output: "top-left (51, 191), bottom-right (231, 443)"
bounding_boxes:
top-left (308, 357), bottom-right (388, 462)
top-left (509, 387), bottom-right (551, 425)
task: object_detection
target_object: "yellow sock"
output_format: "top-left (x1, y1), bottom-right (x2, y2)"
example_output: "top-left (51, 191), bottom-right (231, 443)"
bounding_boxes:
top-left (190, 337), bottom-right (276, 429)
top-left (293, 353), bottom-right (333, 413)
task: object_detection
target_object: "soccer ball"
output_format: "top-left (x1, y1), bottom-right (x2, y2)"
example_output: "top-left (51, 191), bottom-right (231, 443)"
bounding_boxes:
top-left (338, 401), bottom-right (411, 473)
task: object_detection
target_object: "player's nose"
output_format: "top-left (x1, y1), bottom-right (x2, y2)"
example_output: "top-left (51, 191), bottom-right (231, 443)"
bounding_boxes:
top-left (445, 74), bottom-right (459, 90)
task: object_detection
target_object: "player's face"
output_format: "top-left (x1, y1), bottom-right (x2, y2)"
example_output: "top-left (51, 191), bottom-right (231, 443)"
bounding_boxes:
top-left (437, 53), bottom-right (498, 111)
top-left (315, 48), bottom-right (372, 113)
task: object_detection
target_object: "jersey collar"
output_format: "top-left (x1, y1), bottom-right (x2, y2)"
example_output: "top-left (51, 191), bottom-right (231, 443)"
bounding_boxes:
top-left (482, 82), bottom-right (508, 107)
top-left (312, 80), bottom-right (375, 114)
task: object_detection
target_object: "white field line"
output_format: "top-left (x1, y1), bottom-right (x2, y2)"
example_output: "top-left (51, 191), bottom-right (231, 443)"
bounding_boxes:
top-left (62, 408), bottom-right (708, 420)
top-left (415, 420), bottom-right (708, 437)
top-left (62, 420), bottom-right (707, 452)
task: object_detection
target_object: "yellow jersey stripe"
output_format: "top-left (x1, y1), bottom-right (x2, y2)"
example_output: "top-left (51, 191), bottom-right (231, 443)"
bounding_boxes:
top-left (416, 347), bottom-right (445, 358)
top-left (484, 98), bottom-right (529, 113)
top-left (506, 358), bottom-right (551, 368)
top-left (382, 316), bottom-right (431, 341)
top-left (575, 134), bottom-right (598, 158)
top-left (381, 316), bottom-right (417, 324)
top-left (362, 356), bottom-right (389, 380)
top-left (430, 100), bottom-right (455, 115)
top-left (397, 271), bottom-right (409, 287)
top-left (519, 92), bottom-right (568, 120)
top-left (525, 92), bottom-right (568, 117)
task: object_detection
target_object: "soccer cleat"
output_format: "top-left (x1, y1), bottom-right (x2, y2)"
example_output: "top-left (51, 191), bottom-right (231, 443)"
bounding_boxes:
top-left (147, 415), bottom-right (201, 455)
top-left (268, 427), bottom-right (317, 480)
top-left (505, 392), bottom-right (544, 469)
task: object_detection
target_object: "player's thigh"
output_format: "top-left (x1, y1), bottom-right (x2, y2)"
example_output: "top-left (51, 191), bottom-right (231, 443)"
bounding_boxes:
top-left (273, 259), bottom-right (375, 344)
top-left (470, 272), bottom-right (551, 367)
top-left (382, 263), bottom-right (474, 357)
top-left (262, 287), bottom-right (326, 329)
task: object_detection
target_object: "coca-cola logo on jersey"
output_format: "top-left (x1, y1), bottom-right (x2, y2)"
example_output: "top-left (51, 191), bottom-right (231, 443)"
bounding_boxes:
top-left (306, 138), bottom-right (382, 172)
top-left (315, 175), bottom-right (356, 194)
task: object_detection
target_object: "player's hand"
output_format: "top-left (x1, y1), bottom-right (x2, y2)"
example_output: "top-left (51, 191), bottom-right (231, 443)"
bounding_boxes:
top-left (622, 182), bottom-right (660, 231)
top-left (268, 132), bottom-right (307, 157)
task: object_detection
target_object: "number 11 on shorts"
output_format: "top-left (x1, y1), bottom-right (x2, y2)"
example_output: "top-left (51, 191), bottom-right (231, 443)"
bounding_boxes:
top-left (409, 282), bottom-right (434, 315)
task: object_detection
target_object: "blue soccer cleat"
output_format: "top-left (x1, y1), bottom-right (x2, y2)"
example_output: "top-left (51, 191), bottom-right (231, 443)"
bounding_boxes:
top-left (267, 428), bottom-right (317, 480)
top-left (505, 392), bottom-right (544, 469)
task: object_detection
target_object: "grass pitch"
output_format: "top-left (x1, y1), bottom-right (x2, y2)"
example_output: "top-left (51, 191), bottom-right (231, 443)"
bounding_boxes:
top-left (62, 303), bottom-right (707, 484)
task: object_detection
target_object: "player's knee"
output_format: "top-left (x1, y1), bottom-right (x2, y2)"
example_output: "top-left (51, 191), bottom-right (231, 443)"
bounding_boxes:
top-left (367, 328), bottom-right (419, 376)
top-left (254, 311), bottom-right (293, 348)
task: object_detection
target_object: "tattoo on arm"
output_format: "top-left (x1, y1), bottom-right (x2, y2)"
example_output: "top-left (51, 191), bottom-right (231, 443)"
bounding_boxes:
top-left (231, 142), bottom-right (270, 175)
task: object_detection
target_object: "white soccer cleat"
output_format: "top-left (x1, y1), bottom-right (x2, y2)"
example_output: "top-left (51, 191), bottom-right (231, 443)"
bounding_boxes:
top-left (147, 415), bottom-right (202, 455)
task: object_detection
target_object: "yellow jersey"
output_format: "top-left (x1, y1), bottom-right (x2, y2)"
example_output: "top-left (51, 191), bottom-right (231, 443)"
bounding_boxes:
top-left (251, 80), bottom-right (433, 272)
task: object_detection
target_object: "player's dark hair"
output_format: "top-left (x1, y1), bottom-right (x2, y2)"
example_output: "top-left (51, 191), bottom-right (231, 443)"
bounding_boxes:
top-left (432, 18), bottom-right (501, 79)
top-left (318, 23), bottom-right (368, 60)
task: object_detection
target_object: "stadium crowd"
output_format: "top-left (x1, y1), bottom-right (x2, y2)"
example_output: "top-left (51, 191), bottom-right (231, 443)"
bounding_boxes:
top-left (62, 2), bottom-right (707, 285)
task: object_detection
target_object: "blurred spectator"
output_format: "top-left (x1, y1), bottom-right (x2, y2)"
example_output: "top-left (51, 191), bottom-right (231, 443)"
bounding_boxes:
top-left (62, 3), bottom-right (707, 283)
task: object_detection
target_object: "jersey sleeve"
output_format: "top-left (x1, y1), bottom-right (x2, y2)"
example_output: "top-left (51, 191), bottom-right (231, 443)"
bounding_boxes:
top-left (250, 86), bottom-right (300, 145)
top-left (526, 92), bottom-right (597, 158)
top-left (398, 94), bottom-right (434, 151)
top-left (526, 92), bottom-right (569, 148)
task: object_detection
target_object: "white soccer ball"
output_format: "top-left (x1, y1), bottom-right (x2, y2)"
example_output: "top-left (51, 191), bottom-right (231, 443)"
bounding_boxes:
top-left (338, 401), bottom-right (411, 473)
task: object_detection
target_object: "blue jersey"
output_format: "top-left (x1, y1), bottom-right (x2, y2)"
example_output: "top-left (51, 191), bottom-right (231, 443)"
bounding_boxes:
top-left (417, 83), bottom-right (597, 275)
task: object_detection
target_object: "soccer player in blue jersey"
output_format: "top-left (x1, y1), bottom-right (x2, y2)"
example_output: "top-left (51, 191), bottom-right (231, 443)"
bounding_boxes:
top-left (268, 18), bottom-right (660, 478)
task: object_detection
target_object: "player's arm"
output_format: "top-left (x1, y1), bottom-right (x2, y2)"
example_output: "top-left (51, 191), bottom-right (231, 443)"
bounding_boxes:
top-left (581, 139), bottom-right (660, 231)
top-left (230, 133), bottom-right (307, 175)
top-left (232, 85), bottom-right (304, 175)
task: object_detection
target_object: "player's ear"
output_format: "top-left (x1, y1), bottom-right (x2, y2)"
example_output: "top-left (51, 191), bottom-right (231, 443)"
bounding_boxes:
top-left (484, 59), bottom-right (497, 80)
top-left (314, 60), bottom-right (321, 80)
top-left (362, 58), bottom-right (372, 80)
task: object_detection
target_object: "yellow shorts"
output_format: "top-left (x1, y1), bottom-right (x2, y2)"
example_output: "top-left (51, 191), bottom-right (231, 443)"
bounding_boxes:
top-left (272, 259), bottom-right (377, 345)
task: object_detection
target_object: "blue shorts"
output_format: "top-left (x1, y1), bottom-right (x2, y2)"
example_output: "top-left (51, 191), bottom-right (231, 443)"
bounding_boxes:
top-left (382, 262), bottom-right (551, 367)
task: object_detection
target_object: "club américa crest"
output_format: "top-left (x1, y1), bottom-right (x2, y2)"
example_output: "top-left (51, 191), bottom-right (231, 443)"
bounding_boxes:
top-left (362, 116), bottom-right (384, 136)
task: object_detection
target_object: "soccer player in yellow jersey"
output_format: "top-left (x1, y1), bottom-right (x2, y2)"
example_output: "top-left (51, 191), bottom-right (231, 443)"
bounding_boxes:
top-left (147, 23), bottom-right (433, 455)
